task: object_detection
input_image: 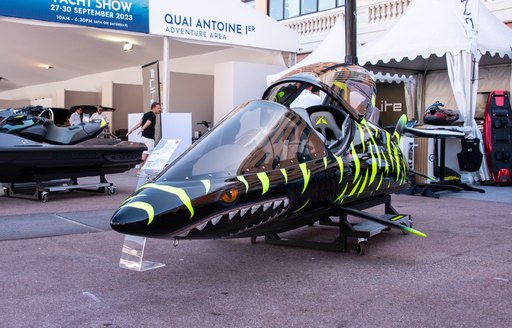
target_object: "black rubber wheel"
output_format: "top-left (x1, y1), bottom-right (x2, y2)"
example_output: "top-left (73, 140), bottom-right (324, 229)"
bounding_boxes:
top-left (356, 241), bottom-right (367, 256)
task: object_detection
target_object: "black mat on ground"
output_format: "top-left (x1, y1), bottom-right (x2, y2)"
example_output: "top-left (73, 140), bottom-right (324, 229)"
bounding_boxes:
top-left (0, 210), bottom-right (113, 241)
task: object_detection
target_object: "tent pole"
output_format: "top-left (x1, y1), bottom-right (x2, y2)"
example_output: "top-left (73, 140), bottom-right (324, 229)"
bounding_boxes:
top-left (162, 36), bottom-right (170, 114)
top-left (345, 0), bottom-right (358, 65)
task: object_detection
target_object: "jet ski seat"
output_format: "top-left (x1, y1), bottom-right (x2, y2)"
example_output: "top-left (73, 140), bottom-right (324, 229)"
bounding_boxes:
top-left (17, 119), bottom-right (48, 142)
top-left (16, 116), bottom-right (106, 145)
top-left (44, 121), bottom-right (105, 145)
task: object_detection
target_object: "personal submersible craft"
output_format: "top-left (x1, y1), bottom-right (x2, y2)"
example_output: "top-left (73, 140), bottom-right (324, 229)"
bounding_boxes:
top-left (111, 62), bottom-right (426, 254)
top-left (0, 106), bottom-right (147, 200)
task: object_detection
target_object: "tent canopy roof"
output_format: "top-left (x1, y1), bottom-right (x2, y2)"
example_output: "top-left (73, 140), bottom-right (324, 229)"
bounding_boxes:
top-left (359, 0), bottom-right (512, 70)
top-left (0, 0), bottom-right (299, 93)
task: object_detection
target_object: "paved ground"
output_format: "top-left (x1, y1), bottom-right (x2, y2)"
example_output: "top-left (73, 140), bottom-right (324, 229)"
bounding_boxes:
top-left (1, 171), bottom-right (511, 328)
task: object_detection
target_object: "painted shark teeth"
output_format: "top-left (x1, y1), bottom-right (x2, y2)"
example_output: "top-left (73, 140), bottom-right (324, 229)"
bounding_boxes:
top-left (183, 197), bottom-right (291, 238)
top-left (175, 230), bottom-right (189, 238)
top-left (240, 208), bottom-right (249, 217)
top-left (196, 222), bottom-right (208, 231)
top-left (211, 216), bottom-right (222, 225)
top-left (228, 212), bottom-right (237, 220)
top-left (250, 205), bottom-right (260, 214)
top-left (273, 200), bottom-right (283, 209)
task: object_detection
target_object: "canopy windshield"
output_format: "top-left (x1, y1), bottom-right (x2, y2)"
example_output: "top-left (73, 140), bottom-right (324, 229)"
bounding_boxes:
top-left (264, 62), bottom-right (377, 121)
top-left (158, 100), bottom-right (327, 181)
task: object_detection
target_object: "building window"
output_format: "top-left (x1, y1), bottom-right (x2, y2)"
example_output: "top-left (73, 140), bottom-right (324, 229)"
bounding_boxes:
top-left (269, 0), bottom-right (344, 20)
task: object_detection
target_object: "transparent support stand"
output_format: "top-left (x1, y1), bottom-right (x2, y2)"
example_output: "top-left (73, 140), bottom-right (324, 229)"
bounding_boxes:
top-left (117, 161), bottom-right (168, 271)
top-left (119, 234), bottom-right (165, 271)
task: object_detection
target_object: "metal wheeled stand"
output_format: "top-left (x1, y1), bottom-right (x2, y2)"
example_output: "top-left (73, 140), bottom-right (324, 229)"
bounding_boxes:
top-left (259, 194), bottom-right (412, 255)
top-left (399, 137), bottom-right (486, 198)
top-left (2, 173), bottom-right (116, 202)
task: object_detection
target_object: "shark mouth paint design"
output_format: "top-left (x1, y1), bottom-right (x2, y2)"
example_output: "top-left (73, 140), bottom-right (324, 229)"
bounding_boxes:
top-left (175, 196), bottom-right (290, 239)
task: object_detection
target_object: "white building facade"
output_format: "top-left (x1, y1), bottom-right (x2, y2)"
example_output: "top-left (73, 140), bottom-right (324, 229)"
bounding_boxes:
top-left (252, 0), bottom-right (512, 59)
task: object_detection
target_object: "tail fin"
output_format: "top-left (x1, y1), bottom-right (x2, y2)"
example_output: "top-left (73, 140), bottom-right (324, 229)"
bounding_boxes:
top-left (392, 114), bottom-right (408, 144)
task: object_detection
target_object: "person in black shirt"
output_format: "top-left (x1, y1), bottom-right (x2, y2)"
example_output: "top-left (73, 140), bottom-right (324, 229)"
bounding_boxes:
top-left (126, 102), bottom-right (162, 175)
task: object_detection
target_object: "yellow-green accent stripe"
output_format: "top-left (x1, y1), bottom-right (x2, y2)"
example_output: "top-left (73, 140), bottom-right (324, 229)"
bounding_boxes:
top-left (293, 198), bottom-right (310, 213)
top-left (256, 172), bottom-right (270, 195)
top-left (237, 176), bottom-right (249, 193)
top-left (299, 163), bottom-right (311, 194)
top-left (376, 174), bottom-right (384, 191)
top-left (393, 144), bottom-right (401, 181)
top-left (350, 143), bottom-right (360, 182)
top-left (369, 150), bottom-right (377, 185)
top-left (280, 168), bottom-right (288, 184)
top-left (121, 194), bottom-right (146, 206)
top-left (358, 169), bottom-right (369, 196)
top-left (402, 226), bottom-right (427, 238)
top-left (120, 201), bottom-right (155, 225)
top-left (386, 133), bottom-right (394, 170)
top-left (201, 179), bottom-right (211, 194)
top-left (349, 176), bottom-right (362, 197)
top-left (334, 154), bottom-right (344, 184)
top-left (142, 183), bottom-right (194, 218)
top-left (333, 183), bottom-right (349, 204)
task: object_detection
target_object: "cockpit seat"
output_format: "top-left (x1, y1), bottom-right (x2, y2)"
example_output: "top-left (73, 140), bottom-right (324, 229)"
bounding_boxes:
top-left (309, 110), bottom-right (345, 145)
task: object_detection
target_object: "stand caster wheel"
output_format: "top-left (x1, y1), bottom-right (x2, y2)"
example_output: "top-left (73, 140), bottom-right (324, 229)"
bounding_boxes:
top-left (41, 192), bottom-right (49, 203)
top-left (3, 187), bottom-right (9, 197)
top-left (107, 186), bottom-right (116, 195)
top-left (355, 238), bottom-right (367, 256)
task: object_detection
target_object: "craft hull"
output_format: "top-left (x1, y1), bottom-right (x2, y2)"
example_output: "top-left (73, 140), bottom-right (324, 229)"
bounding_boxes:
top-left (0, 133), bottom-right (146, 183)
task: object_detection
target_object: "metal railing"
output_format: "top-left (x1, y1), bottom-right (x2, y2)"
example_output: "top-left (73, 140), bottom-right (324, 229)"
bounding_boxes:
top-left (282, 9), bottom-right (343, 37)
top-left (367, 0), bottom-right (411, 24)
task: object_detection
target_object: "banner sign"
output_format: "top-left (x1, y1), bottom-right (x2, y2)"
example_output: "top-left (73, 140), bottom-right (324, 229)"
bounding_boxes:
top-left (455, 0), bottom-right (480, 55)
top-left (141, 60), bottom-right (161, 142)
top-left (456, 0), bottom-right (479, 35)
top-left (149, 0), bottom-right (298, 52)
top-left (0, 0), bottom-right (149, 33)
top-left (1, 0), bottom-right (298, 52)
top-left (141, 60), bottom-right (160, 112)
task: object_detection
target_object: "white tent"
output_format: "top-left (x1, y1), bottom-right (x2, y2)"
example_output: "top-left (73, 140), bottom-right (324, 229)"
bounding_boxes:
top-left (267, 14), bottom-right (345, 84)
top-left (359, 0), bottom-right (512, 181)
top-left (266, 12), bottom-right (416, 103)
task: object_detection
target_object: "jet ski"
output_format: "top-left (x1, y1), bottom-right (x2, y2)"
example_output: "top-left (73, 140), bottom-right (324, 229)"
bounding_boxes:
top-left (423, 101), bottom-right (460, 126)
top-left (0, 106), bottom-right (146, 184)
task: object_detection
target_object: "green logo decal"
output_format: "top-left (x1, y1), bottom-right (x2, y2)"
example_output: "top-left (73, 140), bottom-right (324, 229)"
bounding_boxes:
top-left (315, 116), bottom-right (329, 125)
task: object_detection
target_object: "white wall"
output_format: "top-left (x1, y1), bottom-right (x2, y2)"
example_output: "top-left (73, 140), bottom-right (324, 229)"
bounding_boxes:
top-left (169, 72), bottom-right (214, 136)
top-left (0, 66), bottom-right (143, 106)
top-left (0, 99), bottom-right (30, 108)
top-left (424, 64), bottom-right (511, 112)
top-left (213, 61), bottom-right (284, 125)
